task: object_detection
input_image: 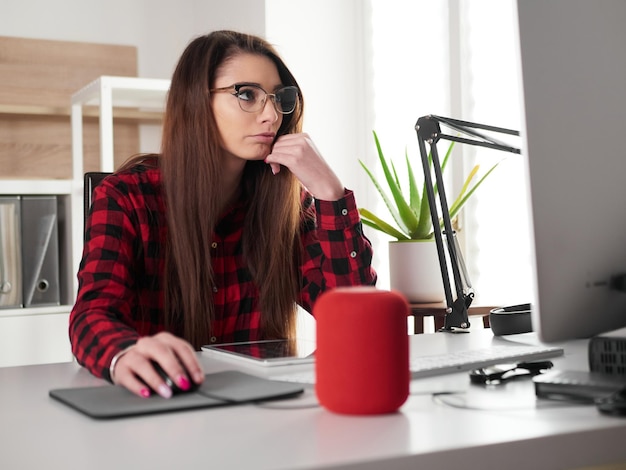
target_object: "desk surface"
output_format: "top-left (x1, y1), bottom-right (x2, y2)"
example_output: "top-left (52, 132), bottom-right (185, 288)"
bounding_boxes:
top-left (2, 330), bottom-right (625, 470)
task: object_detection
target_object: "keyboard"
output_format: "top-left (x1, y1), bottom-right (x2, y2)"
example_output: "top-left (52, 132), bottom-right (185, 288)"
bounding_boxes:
top-left (270, 343), bottom-right (564, 384)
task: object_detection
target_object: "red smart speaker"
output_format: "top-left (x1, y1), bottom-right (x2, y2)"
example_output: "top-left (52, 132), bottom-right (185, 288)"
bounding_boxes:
top-left (314, 287), bottom-right (410, 415)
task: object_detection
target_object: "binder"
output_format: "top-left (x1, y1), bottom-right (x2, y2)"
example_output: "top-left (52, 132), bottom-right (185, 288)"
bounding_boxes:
top-left (20, 196), bottom-right (60, 307)
top-left (0, 197), bottom-right (22, 308)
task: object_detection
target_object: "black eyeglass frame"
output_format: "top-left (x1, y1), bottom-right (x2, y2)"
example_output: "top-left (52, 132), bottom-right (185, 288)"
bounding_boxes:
top-left (210, 83), bottom-right (299, 115)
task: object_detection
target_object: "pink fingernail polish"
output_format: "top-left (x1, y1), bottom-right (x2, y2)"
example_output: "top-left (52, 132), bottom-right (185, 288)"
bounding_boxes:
top-left (140, 388), bottom-right (151, 398)
top-left (178, 376), bottom-right (191, 391)
top-left (158, 384), bottom-right (173, 399)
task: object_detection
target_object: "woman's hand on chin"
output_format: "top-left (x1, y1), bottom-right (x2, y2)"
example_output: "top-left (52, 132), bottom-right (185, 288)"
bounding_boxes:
top-left (265, 133), bottom-right (344, 201)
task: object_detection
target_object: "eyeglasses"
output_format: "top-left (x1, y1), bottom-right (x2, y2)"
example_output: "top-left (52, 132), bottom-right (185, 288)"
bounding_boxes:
top-left (210, 83), bottom-right (299, 115)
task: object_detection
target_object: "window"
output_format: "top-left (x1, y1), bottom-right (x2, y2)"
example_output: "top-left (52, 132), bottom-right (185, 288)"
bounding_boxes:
top-left (455, 0), bottom-right (532, 307)
top-left (370, 0), bottom-right (532, 307)
top-left (266, 0), bottom-right (533, 312)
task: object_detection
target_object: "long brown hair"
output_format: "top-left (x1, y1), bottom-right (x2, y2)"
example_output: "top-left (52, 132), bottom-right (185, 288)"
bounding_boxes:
top-left (160, 31), bottom-right (305, 348)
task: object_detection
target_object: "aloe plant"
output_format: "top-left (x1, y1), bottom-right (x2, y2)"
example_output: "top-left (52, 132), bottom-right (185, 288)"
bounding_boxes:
top-left (358, 131), bottom-right (499, 241)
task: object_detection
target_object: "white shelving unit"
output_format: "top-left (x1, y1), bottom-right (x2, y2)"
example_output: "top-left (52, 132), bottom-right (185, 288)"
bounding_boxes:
top-left (69, 76), bottom-right (170, 298)
top-left (71, 75), bottom-right (171, 174)
top-left (0, 76), bottom-right (169, 367)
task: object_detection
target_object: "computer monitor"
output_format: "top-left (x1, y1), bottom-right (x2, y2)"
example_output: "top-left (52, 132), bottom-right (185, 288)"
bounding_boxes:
top-left (517, 0), bottom-right (626, 342)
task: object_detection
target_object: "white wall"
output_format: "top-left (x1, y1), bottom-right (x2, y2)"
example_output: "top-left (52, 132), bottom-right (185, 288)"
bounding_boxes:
top-left (1, 0), bottom-right (267, 153)
top-left (0, 0), bottom-right (265, 78)
top-left (265, 0), bottom-right (376, 215)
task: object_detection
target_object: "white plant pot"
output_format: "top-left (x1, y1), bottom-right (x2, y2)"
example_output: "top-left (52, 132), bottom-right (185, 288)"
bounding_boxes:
top-left (388, 240), bottom-right (445, 303)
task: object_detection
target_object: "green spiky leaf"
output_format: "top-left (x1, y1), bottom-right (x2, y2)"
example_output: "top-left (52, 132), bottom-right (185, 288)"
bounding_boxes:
top-left (359, 131), bottom-right (499, 241)
top-left (359, 208), bottom-right (410, 240)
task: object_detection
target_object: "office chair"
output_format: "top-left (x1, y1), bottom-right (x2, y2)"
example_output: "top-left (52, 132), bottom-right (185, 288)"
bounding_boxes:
top-left (83, 172), bottom-right (112, 235)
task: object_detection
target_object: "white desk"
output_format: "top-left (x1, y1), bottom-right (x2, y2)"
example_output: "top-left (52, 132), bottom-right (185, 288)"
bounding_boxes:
top-left (1, 330), bottom-right (625, 470)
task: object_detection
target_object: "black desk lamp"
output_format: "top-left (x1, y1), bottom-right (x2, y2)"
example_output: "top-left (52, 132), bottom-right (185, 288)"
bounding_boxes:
top-left (415, 115), bottom-right (520, 331)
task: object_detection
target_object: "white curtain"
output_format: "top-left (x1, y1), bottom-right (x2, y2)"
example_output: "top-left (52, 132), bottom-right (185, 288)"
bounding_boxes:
top-left (370, 0), bottom-right (532, 307)
top-left (369, 0), bottom-right (450, 290)
top-left (456, 0), bottom-right (532, 307)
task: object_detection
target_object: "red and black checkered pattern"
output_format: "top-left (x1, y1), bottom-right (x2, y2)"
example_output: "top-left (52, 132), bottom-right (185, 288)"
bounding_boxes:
top-left (69, 163), bottom-right (376, 380)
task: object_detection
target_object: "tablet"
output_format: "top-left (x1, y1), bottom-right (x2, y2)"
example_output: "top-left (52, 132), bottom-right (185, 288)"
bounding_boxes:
top-left (202, 339), bottom-right (316, 367)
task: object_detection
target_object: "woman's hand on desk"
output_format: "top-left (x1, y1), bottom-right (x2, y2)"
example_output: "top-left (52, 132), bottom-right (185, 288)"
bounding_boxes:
top-left (111, 332), bottom-right (204, 399)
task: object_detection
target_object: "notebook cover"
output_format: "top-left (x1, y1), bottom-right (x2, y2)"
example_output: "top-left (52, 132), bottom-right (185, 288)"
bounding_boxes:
top-left (49, 370), bottom-right (304, 419)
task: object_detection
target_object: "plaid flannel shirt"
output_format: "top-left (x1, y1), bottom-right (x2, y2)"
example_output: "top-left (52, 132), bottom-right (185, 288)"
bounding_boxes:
top-left (69, 162), bottom-right (377, 380)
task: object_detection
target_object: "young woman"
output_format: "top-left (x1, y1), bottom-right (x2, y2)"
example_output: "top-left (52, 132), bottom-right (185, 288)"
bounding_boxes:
top-left (70, 30), bottom-right (376, 399)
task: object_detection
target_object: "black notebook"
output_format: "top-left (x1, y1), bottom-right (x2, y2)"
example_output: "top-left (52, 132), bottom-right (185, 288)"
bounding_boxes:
top-left (49, 370), bottom-right (304, 419)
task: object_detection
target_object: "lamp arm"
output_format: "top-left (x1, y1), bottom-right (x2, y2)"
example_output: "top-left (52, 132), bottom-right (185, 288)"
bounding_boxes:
top-left (440, 134), bottom-right (520, 155)
top-left (415, 115), bottom-right (521, 332)
top-left (432, 115), bottom-right (520, 139)
top-left (417, 135), bottom-right (456, 312)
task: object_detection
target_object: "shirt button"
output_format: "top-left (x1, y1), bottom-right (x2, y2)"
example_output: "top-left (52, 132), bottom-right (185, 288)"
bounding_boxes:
top-left (210, 336), bottom-right (217, 343)
top-left (211, 242), bottom-right (218, 249)
top-left (341, 208), bottom-right (348, 216)
top-left (350, 251), bottom-right (357, 258)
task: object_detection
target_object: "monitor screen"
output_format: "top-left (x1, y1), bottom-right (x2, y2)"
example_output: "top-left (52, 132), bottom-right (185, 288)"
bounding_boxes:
top-left (517, 0), bottom-right (626, 342)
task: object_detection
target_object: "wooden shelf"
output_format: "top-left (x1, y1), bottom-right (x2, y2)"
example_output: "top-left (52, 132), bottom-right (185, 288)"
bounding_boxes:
top-left (0, 179), bottom-right (74, 195)
top-left (71, 75), bottom-right (170, 109)
top-left (0, 305), bottom-right (72, 319)
top-left (0, 76), bottom-right (169, 325)
top-left (0, 38), bottom-right (145, 364)
top-left (0, 103), bottom-right (163, 122)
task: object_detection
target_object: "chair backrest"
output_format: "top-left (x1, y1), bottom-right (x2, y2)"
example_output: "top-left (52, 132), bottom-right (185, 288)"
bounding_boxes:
top-left (83, 172), bottom-right (112, 235)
